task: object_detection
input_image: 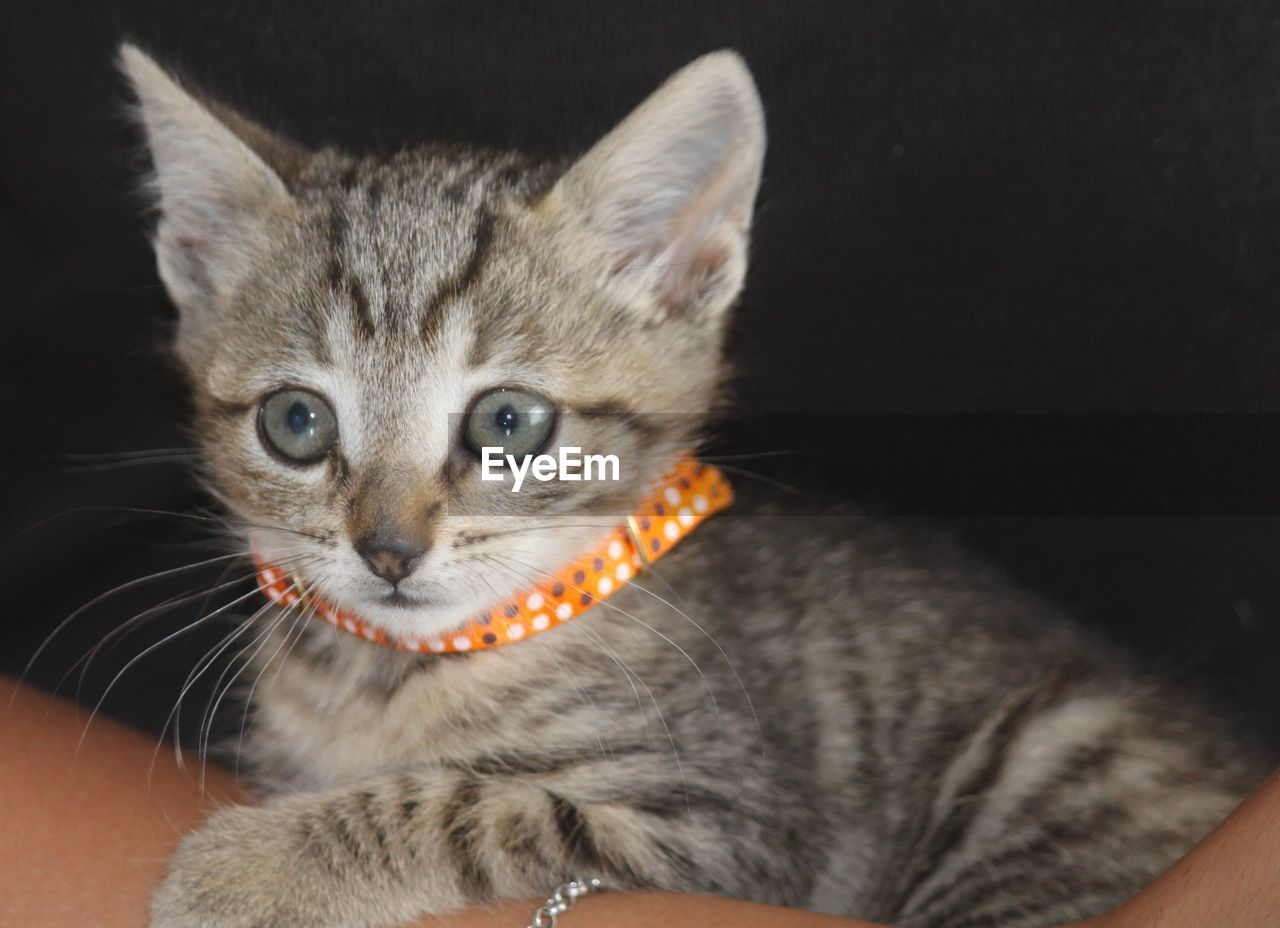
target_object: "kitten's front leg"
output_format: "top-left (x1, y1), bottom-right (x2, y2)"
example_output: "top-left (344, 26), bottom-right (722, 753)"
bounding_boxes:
top-left (150, 766), bottom-right (754, 928)
top-left (150, 779), bottom-right (452, 928)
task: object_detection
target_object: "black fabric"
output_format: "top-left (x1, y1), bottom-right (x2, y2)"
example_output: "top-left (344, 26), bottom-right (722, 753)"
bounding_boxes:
top-left (3, 1), bottom-right (1279, 748)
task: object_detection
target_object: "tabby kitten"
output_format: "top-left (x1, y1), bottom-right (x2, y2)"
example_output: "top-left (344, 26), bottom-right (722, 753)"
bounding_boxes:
top-left (120, 44), bottom-right (1264, 928)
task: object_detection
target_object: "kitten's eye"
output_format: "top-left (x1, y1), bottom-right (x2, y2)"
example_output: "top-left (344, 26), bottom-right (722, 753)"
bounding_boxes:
top-left (258, 389), bottom-right (339, 464)
top-left (464, 388), bottom-right (556, 460)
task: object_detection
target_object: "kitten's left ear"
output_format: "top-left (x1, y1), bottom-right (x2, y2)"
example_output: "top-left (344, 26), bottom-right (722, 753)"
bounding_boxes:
top-left (544, 51), bottom-right (765, 322)
top-left (118, 43), bottom-right (302, 351)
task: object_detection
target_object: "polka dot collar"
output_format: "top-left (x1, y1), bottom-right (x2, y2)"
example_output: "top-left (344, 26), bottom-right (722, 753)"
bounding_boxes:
top-left (253, 458), bottom-right (732, 653)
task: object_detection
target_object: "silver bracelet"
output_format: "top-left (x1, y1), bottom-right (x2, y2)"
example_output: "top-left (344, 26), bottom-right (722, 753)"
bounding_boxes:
top-left (526, 877), bottom-right (606, 928)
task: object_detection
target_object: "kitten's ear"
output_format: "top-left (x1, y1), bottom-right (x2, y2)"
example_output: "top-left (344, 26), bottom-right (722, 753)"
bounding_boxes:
top-left (118, 44), bottom-right (298, 327)
top-left (545, 51), bottom-right (765, 321)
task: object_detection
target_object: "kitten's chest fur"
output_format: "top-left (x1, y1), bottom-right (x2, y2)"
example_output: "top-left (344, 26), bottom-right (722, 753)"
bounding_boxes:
top-left (241, 494), bottom-right (859, 792)
top-left (242, 629), bottom-right (547, 789)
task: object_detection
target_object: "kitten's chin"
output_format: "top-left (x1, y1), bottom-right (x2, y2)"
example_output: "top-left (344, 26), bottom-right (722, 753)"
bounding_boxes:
top-left (333, 590), bottom-right (491, 642)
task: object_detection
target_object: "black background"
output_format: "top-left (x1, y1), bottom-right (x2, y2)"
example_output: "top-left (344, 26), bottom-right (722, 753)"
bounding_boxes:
top-left (3, 1), bottom-right (1280, 751)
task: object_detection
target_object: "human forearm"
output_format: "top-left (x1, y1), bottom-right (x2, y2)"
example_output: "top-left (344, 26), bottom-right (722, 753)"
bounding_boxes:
top-left (0, 678), bottom-right (249, 926)
top-left (1105, 766), bottom-right (1280, 928)
top-left (0, 678), bottom-right (883, 928)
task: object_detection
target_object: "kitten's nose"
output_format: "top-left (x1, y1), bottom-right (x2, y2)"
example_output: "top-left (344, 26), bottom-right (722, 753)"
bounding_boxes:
top-left (356, 534), bottom-right (426, 585)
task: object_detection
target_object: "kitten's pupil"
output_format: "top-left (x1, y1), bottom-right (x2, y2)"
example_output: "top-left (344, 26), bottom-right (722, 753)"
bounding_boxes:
top-left (258, 388), bottom-right (337, 463)
top-left (287, 401), bottom-right (313, 435)
top-left (462, 388), bottom-right (555, 459)
top-left (494, 405), bottom-right (519, 438)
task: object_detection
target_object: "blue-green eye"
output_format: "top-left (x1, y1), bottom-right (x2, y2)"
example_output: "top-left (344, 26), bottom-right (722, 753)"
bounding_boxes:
top-left (259, 389), bottom-right (338, 464)
top-left (464, 388), bottom-right (556, 460)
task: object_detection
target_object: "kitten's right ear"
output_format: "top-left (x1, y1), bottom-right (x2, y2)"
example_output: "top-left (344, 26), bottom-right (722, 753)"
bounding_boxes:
top-left (118, 44), bottom-right (296, 330)
top-left (542, 51), bottom-right (765, 324)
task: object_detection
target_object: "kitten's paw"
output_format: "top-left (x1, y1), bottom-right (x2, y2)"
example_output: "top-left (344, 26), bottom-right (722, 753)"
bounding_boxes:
top-left (149, 803), bottom-right (340, 928)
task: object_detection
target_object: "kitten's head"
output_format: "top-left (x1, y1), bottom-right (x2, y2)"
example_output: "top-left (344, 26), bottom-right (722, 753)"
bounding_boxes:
top-left (120, 44), bottom-right (764, 641)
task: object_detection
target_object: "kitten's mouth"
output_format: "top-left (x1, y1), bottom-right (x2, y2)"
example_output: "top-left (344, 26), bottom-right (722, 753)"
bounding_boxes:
top-left (378, 590), bottom-right (437, 609)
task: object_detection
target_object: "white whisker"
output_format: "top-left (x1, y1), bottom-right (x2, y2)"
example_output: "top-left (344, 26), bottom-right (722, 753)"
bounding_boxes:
top-left (473, 560), bottom-right (616, 775)
top-left (494, 550), bottom-right (722, 734)
top-left (199, 592), bottom-right (315, 794)
top-left (68, 565), bottom-right (267, 709)
top-left (232, 596), bottom-right (318, 780)
top-left (147, 594), bottom-right (283, 791)
top-left (618, 567), bottom-right (765, 760)
top-left (14, 549), bottom-right (248, 702)
top-left (73, 580), bottom-right (272, 764)
top-left (167, 561), bottom-right (318, 765)
top-left (486, 553), bottom-right (697, 812)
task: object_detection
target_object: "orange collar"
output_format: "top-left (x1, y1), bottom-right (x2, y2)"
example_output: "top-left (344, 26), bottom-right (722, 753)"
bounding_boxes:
top-left (254, 458), bottom-right (732, 653)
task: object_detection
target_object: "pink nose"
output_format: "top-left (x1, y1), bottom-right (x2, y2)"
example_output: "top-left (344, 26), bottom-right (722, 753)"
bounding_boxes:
top-left (355, 534), bottom-right (426, 585)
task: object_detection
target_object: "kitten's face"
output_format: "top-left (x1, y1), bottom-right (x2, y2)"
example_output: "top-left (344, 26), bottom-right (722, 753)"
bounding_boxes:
top-left (122, 46), bottom-right (764, 640)
top-left (189, 155), bottom-right (713, 638)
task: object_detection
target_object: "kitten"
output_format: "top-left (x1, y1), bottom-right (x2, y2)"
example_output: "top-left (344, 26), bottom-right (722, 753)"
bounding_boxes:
top-left (120, 44), bottom-right (1266, 928)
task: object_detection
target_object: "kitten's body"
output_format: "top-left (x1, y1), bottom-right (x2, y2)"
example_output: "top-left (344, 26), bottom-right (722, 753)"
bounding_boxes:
top-left (236, 492), bottom-right (1259, 926)
top-left (118, 46), bottom-right (1267, 928)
